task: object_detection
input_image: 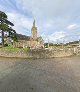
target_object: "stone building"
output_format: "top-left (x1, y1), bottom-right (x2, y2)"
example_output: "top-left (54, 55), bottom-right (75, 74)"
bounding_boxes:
top-left (13, 20), bottom-right (44, 49)
top-left (31, 20), bottom-right (37, 39)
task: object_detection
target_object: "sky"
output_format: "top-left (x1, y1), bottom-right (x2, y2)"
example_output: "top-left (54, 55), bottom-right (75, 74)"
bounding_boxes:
top-left (0, 0), bottom-right (80, 43)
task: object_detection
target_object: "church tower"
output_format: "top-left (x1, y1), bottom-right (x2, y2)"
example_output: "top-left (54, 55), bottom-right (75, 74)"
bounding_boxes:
top-left (31, 20), bottom-right (38, 40)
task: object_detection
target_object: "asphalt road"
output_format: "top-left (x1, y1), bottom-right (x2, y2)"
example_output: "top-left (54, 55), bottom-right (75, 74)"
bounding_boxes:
top-left (0, 56), bottom-right (80, 92)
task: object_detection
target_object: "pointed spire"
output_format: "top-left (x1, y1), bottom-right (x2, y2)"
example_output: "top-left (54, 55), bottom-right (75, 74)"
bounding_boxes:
top-left (33, 19), bottom-right (35, 27)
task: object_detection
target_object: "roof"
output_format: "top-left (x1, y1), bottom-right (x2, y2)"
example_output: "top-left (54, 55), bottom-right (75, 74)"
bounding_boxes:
top-left (16, 34), bottom-right (34, 41)
top-left (16, 34), bottom-right (44, 42)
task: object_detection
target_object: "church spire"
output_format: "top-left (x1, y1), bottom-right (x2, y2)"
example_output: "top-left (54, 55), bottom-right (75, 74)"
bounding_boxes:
top-left (33, 19), bottom-right (35, 27)
top-left (31, 19), bottom-right (37, 39)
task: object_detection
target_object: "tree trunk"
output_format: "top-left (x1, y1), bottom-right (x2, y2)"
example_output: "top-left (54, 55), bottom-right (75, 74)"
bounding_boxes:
top-left (2, 30), bottom-right (4, 47)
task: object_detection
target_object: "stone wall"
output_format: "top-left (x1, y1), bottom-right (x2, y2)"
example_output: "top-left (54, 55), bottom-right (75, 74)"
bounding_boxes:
top-left (13, 40), bottom-right (38, 48)
top-left (30, 48), bottom-right (74, 58)
top-left (0, 48), bottom-right (76, 58)
top-left (13, 40), bottom-right (44, 49)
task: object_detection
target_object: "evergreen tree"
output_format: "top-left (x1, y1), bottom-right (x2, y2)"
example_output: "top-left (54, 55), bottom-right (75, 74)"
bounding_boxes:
top-left (0, 11), bottom-right (17, 47)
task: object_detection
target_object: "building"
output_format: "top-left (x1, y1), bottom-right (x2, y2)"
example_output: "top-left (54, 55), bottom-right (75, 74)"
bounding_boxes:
top-left (13, 20), bottom-right (44, 49)
top-left (31, 20), bottom-right (37, 39)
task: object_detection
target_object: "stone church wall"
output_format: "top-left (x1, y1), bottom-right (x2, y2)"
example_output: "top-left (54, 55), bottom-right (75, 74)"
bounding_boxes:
top-left (13, 40), bottom-right (38, 48)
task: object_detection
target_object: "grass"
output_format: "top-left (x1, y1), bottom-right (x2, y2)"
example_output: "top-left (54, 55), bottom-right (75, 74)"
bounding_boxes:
top-left (0, 46), bottom-right (30, 51)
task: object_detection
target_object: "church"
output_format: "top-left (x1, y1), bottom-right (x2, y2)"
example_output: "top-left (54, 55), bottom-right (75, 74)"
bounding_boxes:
top-left (13, 20), bottom-right (44, 49)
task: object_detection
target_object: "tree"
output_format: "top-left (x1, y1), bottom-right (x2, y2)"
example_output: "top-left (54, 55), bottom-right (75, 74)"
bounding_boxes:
top-left (0, 11), bottom-right (17, 47)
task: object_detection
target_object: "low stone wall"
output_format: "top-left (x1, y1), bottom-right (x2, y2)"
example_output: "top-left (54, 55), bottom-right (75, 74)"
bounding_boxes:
top-left (30, 48), bottom-right (74, 58)
top-left (0, 48), bottom-right (75, 58)
top-left (0, 50), bottom-right (32, 58)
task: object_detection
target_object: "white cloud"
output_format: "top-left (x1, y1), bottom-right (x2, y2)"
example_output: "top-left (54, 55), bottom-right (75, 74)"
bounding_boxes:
top-left (1, 0), bottom-right (80, 42)
top-left (48, 31), bottom-right (66, 43)
top-left (18, 0), bottom-right (80, 21)
top-left (67, 24), bottom-right (78, 30)
top-left (7, 12), bottom-right (33, 35)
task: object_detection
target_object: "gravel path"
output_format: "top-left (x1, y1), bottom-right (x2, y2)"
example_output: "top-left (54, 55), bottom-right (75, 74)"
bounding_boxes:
top-left (0, 56), bottom-right (80, 92)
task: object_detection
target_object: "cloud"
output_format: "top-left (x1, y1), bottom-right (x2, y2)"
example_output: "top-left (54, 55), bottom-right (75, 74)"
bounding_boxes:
top-left (18, 0), bottom-right (80, 20)
top-left (7, 12), bottom-right (33, 35)
top-left (67, 24), bottom-right (78, 30)
top-left (0, 0), bottom-right (80, 43)
top-left (0, 0), bottom-right (34, 35)
top-left (48, 31), bottom-right (66, 43)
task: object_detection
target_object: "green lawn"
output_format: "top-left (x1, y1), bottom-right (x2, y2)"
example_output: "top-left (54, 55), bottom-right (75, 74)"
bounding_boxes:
top-left (0, 46), bottom-right (30, 51)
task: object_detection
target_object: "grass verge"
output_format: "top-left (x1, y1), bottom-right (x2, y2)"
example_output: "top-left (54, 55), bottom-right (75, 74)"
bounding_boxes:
top-left (0, 46), bottom-right (30, 51)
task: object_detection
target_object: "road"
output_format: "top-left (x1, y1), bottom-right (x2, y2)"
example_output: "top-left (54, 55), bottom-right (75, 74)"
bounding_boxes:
top-left (0, 56), bottom-right (80, 92)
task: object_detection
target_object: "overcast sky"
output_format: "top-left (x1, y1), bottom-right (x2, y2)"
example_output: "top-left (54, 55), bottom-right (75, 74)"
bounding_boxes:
top-left (0, 0), bottom-right (80, 43)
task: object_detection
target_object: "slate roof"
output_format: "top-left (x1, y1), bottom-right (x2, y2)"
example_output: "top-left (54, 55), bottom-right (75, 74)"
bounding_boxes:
top-left (16, 34), bottom-right (34, 41)
top-left (16, 34), bottom-right (44, 42)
